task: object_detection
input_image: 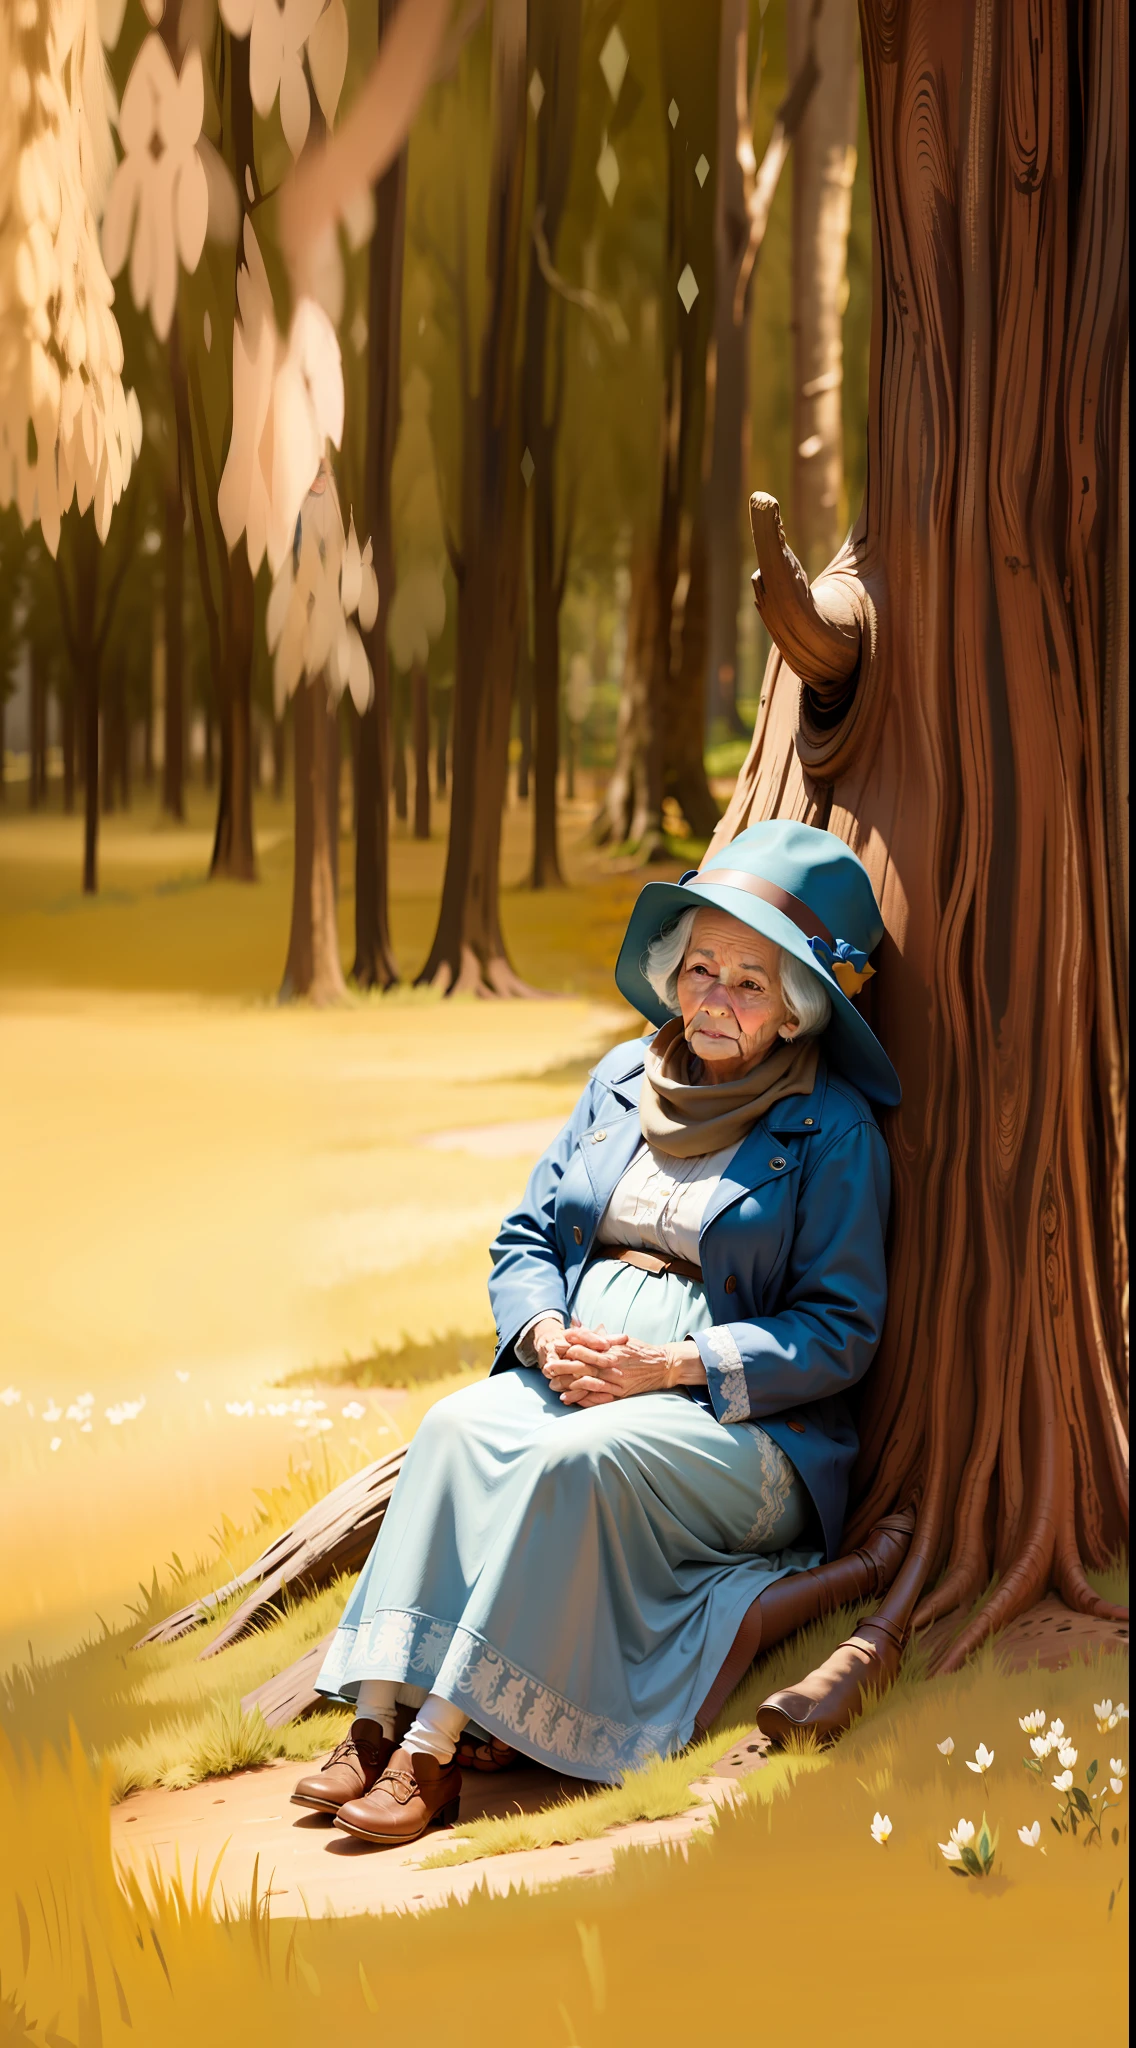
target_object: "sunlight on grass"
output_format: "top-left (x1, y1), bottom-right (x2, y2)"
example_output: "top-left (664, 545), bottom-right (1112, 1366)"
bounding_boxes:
top-left (420, 1738), bottom-right (720, 1868)
top-left (2, 1644), bottom-right (1126, 2048)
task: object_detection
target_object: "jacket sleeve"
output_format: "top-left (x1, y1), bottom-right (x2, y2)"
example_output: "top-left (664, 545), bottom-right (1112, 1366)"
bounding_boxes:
top-left (487, 1078), bottom-right (599, 1363)
top-left (695, 1120), bottom-right (890, 1426)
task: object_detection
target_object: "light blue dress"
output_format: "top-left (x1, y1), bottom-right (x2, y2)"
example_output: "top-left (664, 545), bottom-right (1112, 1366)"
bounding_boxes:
top-left (316, 1260), bottom-right (821, 1783)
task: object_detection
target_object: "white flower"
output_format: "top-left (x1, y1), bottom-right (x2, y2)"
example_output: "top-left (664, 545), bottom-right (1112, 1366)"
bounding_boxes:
top-left (1094, 1700), bottom-right (1113, 1729)
top-left (1109, 1759), bottom-right (1127, 1780)
top-left (1, 1388), bottom-right (22, 1406)
top-left (1019, 1710), bottom-right (1046, 1734)
top-left (341, 1401), bottom-right (366, 1420)
top-left (105, 1398), bottom-right (145, 1425)
top-left (1109, 1777), bottom-right (1125, 1798)
top-left (1116, 1704), bottom-right (1130, 1722)
top-left (1049, 1719), bottom-right (1064, 1739)
top-left (1052, 1770), bottom-right (1074, 1792)
top-left (936, 1737), bottom-right (955, 1758)
top-left (1029, 1735), bottom-right (1050, 1760)
top-left (966, 1744), bottom-right (994, 1776)
top-left (42, 1403), bottom-right (61, 1422)
top-left (938, 1818), bottom-right (974, 1864)
top-left (101, 35), bottom-right (208, 340)
top-left (869, 1812), bottom-right (891, 1846)
top-left (1017, 1821), bottom-right (1041, 1847)
top-left (175, 1370), bottom-right (190, 1383)
top-left (225, 1400), bottom-right (255, 1417)
top-left (1056, 1742), bottom-right (1078, 1769)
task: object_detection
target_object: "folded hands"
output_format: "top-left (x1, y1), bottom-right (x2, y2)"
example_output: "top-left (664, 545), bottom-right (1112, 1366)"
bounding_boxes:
top-left (530, 1317), bottom-right (706, 1406)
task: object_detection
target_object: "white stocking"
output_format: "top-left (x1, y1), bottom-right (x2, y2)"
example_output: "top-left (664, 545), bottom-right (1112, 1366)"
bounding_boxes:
top-left (354, 1679), bottom-right (399, 1743)
top-left (402, 1693), bottom-right (468, 1765)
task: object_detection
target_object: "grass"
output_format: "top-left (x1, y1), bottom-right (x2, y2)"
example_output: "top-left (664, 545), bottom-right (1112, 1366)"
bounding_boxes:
top-left (283, 1329), bottom-right (498, 1391)
top-left (0, 1372), bottom-right (482, 1798)
top-left (2, 1640), bottom-right (1127, 2047)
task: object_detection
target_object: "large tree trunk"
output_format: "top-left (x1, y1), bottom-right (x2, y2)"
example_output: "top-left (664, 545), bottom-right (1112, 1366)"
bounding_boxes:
top-left (523, 0), bottom-right (580, 891)
top-left (281, 676), bottom-right (347, 1004)
top-left (593, 539), bottom-right (658, 848)
top-left (417, 0), bottom-right (531, 994)
top-left (789, 0), bottom-right (859, 576)
top-left (412, 660), bottom-right (430, 839)
top-left (353, 0), bottom-right (406, 992)
top-left (714, 0), bottom-right (1128, 1721)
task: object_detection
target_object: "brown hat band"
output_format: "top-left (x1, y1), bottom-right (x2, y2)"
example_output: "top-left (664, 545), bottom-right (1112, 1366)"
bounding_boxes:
top-left (693, 868), bottom-right (835, 951)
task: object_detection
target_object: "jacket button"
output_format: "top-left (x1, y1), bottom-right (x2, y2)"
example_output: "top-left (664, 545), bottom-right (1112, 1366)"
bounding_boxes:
top-left (770, 1156), bottom-right (787, 1171)
top-left (593, 1129), bottom-right (607, 1142)
top-left (804, 1118), bottom-right (814, 1127)
top-left (787, 1418), bottom-right (806, 1434)
top-left (724, 1274), bottom-right (738, 1294)
top-left (573, 1225), bottom-right (583, 1244)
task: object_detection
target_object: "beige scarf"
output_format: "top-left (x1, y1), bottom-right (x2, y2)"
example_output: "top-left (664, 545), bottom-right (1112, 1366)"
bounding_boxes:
top-left (639, 1017), bottom-right (818, 1159)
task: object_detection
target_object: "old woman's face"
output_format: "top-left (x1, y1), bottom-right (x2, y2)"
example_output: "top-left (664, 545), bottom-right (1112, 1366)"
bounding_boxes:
top-left (676, 908), bottom-right (795, 1083)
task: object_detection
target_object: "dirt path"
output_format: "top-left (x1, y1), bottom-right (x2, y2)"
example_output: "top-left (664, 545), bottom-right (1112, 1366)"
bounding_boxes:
top-left (112, 1757), bottom-right (743, 1919)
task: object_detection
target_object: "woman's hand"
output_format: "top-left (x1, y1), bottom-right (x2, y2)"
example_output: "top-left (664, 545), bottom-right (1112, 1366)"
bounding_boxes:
top-left (542, 1322), bottom-right (706, 1406)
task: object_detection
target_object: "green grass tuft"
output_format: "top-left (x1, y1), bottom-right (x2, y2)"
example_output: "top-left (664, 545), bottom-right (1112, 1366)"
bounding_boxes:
top-left (280, 1329), bottom-right (496, 1391)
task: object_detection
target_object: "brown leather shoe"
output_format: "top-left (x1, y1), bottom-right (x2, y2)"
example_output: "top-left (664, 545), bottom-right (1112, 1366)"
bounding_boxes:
top-left (334, 1746), bottom-right (462, 1845)
top-left (291, 1720), bottom-right (395, 1813)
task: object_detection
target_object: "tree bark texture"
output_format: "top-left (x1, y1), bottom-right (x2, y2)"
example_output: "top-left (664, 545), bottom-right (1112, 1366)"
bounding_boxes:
top-left (280, 676), bottom-right (347, 1004)
top-left (353, 0), bottom-right (406, 991)
top-left (27, 642), bottom-right (47, 809)
top-left (789, 0), bottom-right (859, 577)
top-left (523, 0), bottom-right (580, 890)
top-left (61, 682), bottom-right (74, 812)
top-left (417, 0), bottom-right (532, 993)
top-left (712, 0), bottom-right (1129, 1678)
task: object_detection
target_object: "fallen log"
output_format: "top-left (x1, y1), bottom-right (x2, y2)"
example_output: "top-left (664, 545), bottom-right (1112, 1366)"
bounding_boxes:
top-left (242, 1630), bottom-right (336, 1728)
top-left (134, 1445), bottom-right (407, 1656)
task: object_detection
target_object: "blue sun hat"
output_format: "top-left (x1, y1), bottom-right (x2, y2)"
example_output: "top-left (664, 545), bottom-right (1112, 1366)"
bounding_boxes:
top-left (614, 820), bottom-right (901, 1107)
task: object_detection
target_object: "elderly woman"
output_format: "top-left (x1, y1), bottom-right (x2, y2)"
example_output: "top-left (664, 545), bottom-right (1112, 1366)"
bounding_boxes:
top-left (295, 821), bottom-right (900, 1844)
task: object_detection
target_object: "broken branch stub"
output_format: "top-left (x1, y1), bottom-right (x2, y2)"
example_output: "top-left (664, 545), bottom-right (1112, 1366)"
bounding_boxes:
top-left (748, 492), bottom-right (861, 701)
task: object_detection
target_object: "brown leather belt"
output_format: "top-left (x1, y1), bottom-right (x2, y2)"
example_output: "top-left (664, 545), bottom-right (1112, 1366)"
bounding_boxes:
top-left (592, 1247), bottom-right (704, 1286)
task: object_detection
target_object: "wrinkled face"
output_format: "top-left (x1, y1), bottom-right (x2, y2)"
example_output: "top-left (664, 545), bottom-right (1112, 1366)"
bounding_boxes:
top-left (676, 908), bottom-right (795, 1082)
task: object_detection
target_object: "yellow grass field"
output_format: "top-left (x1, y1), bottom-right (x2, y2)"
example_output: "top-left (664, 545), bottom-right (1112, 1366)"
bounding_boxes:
top-left (1, 786), bottom-right (1127, 2043)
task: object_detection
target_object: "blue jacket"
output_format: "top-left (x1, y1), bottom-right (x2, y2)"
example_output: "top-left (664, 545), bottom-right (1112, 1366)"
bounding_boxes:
top-left (488, 1038), bottom-right (891, 1561)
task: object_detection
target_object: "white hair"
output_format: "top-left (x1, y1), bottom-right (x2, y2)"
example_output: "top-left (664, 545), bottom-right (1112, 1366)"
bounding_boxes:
top-left (642, 907), bottom-right (832, 1039)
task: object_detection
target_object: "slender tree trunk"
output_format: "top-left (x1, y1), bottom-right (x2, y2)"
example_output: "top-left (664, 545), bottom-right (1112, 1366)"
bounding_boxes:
top-left (120, 703), bottom-right (131, 809)
top-left (593, 540), bottom-right (657, 846)
top-left (281, 676), bottom-right (346, 1003)
top-left (715, 0), bottom-right (1128, 1715)
top-left (143, 639), bottom-right (154, 787)
top-left (412, 662), bottom-right (430, 839)
top-left (163, 334), bottom-right (186, 820)
top-left (417, 0), bottom-right (531, 993)
top-left (203, 700), bottom-right (215, 788)
top-left (789, 0), bottom-right (859, 576)
top-left (705, 5), bottom-right (823, 731)
top-left (61, 685), bottom-right (74, 812)
top-left (435, 690), bottom-right (449, 796)
top-left (28, 645), bottom-right (45, 810)
top-left (326, 698), bottom-right (340, 897)
top-left (391, 674), bottom-right (408, 822)
top-left (523, 0), bottom-right (580, 889)
top-left (0, 691), bottom-right (5, 801)
top-left (515, 600), bottom-right (532, 801)
top-left (209, 35), bottom-right (256, 881)
top-left (353, 0), bottom-right (406, 990)
top-left (273, 713), bottom-right (286, 800)
top-left (650, 0), bottom-right (721, 848)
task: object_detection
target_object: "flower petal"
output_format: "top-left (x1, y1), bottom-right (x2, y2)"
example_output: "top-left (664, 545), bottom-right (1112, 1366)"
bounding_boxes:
top-left (308, 0), bottom-right (348, 124)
